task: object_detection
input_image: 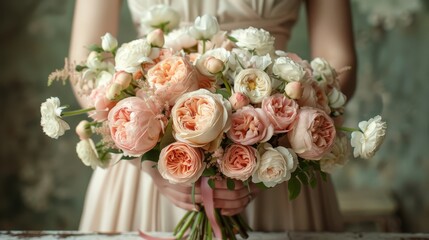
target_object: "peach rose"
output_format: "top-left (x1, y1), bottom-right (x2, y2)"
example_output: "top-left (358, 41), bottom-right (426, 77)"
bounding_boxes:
top-left (261, 93), bottom-right (299, 133)
top-left (219, 144), bottom-right (259, 181)
top-left (147, 56), bottom-right (199, 106)
top-left (227, 106), bottom-right (274, 145)
top-left (108, 96), bottom-right (166, 157)
top-left (171, 89), bottom-right (232, 148)
top-left (158, 142), bottom-right (205, 185)
top-left (287, 107), bottom-right (336, 160)
top-left (229, 92), bottom-right (250, 110)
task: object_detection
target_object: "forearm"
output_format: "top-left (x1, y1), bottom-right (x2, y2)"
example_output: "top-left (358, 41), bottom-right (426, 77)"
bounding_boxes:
top-left (68, 0), bottom-right (122, 107)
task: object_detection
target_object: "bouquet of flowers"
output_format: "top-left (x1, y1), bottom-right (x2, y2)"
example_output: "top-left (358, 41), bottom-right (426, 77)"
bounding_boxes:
top-left (41, 5), bottom-right (387, 240)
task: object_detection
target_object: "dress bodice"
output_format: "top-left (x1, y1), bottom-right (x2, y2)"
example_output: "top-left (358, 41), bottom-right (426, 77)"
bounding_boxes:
top-left (127, 0), bottom-right (303, 49)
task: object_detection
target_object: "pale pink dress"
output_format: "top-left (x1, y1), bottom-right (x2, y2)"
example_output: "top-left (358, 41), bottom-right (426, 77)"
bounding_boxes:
top-left (79, 0), bottom-right (344, 232)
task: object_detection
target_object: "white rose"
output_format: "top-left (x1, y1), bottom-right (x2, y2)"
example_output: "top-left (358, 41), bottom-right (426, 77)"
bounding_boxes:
top-left (188, 14), bottom-right (220, 40)
top-left (115, 39), bottom-right (152, 73)
top-left (252, 143), bottom-right (298, 187)
top-left (328, 87), bottom-right (347, 109)
top-left (351, 115), bottom-right (387, 159)
top-left (234, 68), bottom-right (272, 104)
top-left (311, 57), bottom-right (337, 86)
top-left (140, 5), bottom-right (180, 33)
top-left (230, 27), bottom-right (275, 55)
top-left (171, 89), bottom-right (232, 148)
top-left (272, 57), bottom-right (305, 82)
top-left (320, 133), bottom-right (350, 173)
top-left (164, 27), bottom-right (198, 52)
top-left (40, 97), bottom-right (70, 139)
top-left (76, 138), bottom-right (110, 169)
top-left (101, 32), bottom-right (118, 52)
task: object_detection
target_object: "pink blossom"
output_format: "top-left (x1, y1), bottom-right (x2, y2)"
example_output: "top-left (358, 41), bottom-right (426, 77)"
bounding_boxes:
top-left (89, 85), bottom-right (117, 121)
top-left (229, 92), bottom-right (250, 110)
top-left (297, 81), bottom-right (331, 114)
top-left (219, 144), bottom-right (259, 181)
top-left (107, 96), bottom-right (166, 157)
top-left (287, 107), bottom-right (336, 160)
top-left (227, 106), bottom-right (274, 145)
top-left (261, 93), bottom-right (299, 133)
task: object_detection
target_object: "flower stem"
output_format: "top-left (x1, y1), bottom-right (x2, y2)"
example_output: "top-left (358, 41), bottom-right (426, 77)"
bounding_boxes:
top-left (202, 40), bottom-right (206, 54)
top-left (175, 211), bottom-right (197, 240)
top-left (62, 107), bottom-right (95, 117)
top-left (219, 74), bottom-right (232, 96)
top-left (336, 126), bottom-right (359, 132)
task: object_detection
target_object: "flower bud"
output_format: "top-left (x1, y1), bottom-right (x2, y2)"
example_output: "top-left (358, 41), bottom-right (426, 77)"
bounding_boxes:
top-left (101, 33), bottom-right (118, 52)
top-left (285, 81), bottom-right (303, 100)
top-left (106, 83), bottom-right (123, 100)
top-left (147, 29), bottom-right (165, 48)
top-left (114, 71), bottom-right (132, 90)
top-left (76, 120), bottom-right (92, 140)
top-left (204, 56), bottom-right (224, 74)
top-left (229, 92), bottom-right (250, 110)
top-left (328, 87), bottom-right (347, 109)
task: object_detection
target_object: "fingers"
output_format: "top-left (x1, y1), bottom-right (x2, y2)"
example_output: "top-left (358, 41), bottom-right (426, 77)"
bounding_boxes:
top-left (221, 207), bottom-right (245, 216)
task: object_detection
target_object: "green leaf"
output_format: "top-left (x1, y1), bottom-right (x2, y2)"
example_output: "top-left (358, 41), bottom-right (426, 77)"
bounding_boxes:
top-left (215, 88), bottom-right (231, 99)
top-left (288, 177), bottom-right (301, 200)
top-left (207, 178), bottom-right (215, 189)
top-left (309, 172), bottom-right (318, 188)
top-left (75, 64), bottom-right (87, 72)
top-left (159, 119), bottom-right (175, 149)
top-left (320, 171), bottom-right (328, 182)
top-left (141, 147), bottom-right (160, 162)
top-left (297, 172), bottom-right (309, 185)
top-left (202, 167), bottom-right (216, 177)
top-left (255, 182), bottom-right (269, 190)
top-left (226, 178), bottom-right (235, 190)
top-left (227, 35), bottom-right (238, 43)
top-left (120, 155), bottom-right (137, 160)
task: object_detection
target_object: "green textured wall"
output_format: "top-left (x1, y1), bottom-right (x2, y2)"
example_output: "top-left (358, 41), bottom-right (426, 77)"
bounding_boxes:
top-left (0, 0), bottom-right (428, 232)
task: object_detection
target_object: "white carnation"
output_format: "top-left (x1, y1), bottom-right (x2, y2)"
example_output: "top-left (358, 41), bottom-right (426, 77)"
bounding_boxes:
top-left (252, 143), bottom-right (298, 187)
top-left (230, 27), bottom-right (275, 55)
top-left (115, 39), bottom-right (152, 73)
top-left (76, 139), bottom-right (110, 169)
top-left (351, 115), bottom-right (387, 159)
top-left (40, 97), bottom-right (70, 139)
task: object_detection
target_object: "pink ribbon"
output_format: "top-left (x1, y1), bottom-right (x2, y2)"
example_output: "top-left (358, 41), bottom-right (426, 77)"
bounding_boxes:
top-left (201, 177), bottom-right (222, 239)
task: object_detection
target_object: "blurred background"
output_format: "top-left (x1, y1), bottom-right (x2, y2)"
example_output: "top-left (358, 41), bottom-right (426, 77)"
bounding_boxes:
top-left (0, 0), bottom-right (428, 233)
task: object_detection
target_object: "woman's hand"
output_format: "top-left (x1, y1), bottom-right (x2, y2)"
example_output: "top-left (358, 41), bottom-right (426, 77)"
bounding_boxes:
top-left (213, 179), bottom-right (261, 216)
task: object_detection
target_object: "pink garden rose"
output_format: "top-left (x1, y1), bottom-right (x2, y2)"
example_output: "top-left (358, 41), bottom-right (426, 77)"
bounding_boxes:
top-left (108, 96), bottom-right (166, 157)
top-left (158, 142), bottom-right (205, 185)
top-left (287, 107), bottom-right (336, 160)
top-left (219, 144), bottom-right (259, 181)
top-left (262, 93), bottom-right (299, 133)
top-left (147, 56), bottom-right (199, 106)
top-left (229, 92), bottom-right (250, 110)
top-left (227, 106), bottom-right (274, 145)
top-left (171, 89), bottom-right (232, 149)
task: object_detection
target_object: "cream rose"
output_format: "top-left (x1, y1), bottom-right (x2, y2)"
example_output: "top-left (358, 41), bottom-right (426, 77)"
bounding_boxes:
top-left (108, 96), bottom-right (166, 157)
top-left (233, 68), bottom-right (272, 104)
top-left (261, 93), bottom-right (299, 133)
top-left (288, 107), bottom-right (336, 160)
top-left (311, 57), bottom-right (337, 86)
top-left (252, 143), bottom-right (298, 187)
top-left (158, 142), bottom-right (205, 185)
top-left (227, 106), bottom-right (274, 145)
top-left (351, 115), bottom-right (387, 159)
top-left (230, 27), bottom-right (275, 55)
top-left (219, 144), bottom-right (259, 181)
top-left (171, 89), bottom-right (232, 148)
top-left (147, 56), bottom-right (199, 106)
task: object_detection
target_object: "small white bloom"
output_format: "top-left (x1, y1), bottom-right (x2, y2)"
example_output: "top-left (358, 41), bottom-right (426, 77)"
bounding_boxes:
top-left (320, 133), bottom-right (350, 173)
top-left (230, 27), bottom-right (275, 55)
top-left (234, 68), bottom-right (272, 104)
top-left (311, 57), bottom-right (337, 85)
top-left (252, 143), bottom-right (298, 187)
top-left (328, 87), bottom-right (347, 109)
top-left (140, 5), bottom-right (180, 33)
top-left (101, 32), bottom-right (118, 52)
top-left (272, 57), bottom-right (305, 82)
top-left (76, 139), bottom-right (110, 169)
top-left (115, 39), bottom-right (153, 73)
top-left (188, 14), bottom-right (220, 40)
top-left (40, 97), bottom-right (70, 139)
top-left (351, 115), bottom-right (387, 159)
